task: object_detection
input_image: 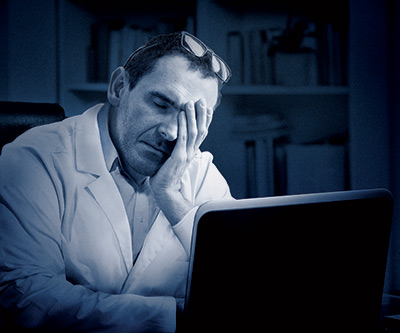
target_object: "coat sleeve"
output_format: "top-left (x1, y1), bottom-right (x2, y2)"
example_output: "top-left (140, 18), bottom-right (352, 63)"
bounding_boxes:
top-left (0, 145), bottom-right (176, 332)
top-left (120, 151), bottom-right (233, 309)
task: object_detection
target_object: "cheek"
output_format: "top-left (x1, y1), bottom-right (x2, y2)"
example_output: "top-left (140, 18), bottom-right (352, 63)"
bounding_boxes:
top-left (117, 105), bottom-right (155, 146)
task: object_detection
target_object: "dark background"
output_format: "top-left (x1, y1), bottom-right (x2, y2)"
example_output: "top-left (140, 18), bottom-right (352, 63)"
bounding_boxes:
top-left (1, 0), bottom-right (400, 321)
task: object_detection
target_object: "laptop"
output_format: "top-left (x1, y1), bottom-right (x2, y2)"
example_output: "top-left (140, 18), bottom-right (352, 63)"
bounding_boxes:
top-left (182, 189), bottom-right (393, 332)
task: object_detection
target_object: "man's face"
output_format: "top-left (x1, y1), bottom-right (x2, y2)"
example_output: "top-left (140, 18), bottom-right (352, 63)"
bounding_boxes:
top-left (109, 55), bottom-right (219, 178)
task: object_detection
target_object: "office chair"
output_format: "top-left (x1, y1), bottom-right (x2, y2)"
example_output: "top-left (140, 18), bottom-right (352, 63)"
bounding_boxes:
top-left (0, 101), bottom-right (65, 153)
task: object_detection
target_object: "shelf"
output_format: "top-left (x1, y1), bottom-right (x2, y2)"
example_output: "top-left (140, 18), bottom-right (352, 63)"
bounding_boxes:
top-left (213, 0), bottom-right (348, 26)
top-left (68, 0), bottom-right (196, 16)
top-left (69, 83), bottom-right (348, 97)
top-left (223, 85), bottom-right (348, 96)
top-left (70, 83), bottom-right (109, 93)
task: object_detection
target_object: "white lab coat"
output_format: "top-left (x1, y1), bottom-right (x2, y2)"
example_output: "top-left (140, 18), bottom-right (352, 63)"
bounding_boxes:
top-left (0, 104), bottom-right (232, 332)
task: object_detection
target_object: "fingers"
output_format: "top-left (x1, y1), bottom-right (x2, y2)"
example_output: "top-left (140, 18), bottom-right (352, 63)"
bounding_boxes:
top-left (172, 111), bottom-right (187, 160)
top-left (206, 106), bottom-right (213, 129)
top-left (195, 99), bottom-right (207, 149)
top-left (173, 99), bottom-right (214, 163)
top-left (193, 98), bottom-right (214, 150)
top-left (150, 100), bottom-right (214, 206)
top-left (185, 101), bottom-right (197, 156)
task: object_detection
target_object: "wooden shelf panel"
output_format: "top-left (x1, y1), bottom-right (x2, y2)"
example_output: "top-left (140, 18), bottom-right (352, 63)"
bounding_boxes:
top-left (69, 83), bottom-right (348, 96)
top-left (224, 85), bottom-right (348, 96)
top-left (69, 83), bottom-right (109, 93)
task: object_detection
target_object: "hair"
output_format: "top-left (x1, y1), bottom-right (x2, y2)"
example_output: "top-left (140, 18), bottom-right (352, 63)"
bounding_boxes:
top-left (123, 31), bottom-right (223, 94)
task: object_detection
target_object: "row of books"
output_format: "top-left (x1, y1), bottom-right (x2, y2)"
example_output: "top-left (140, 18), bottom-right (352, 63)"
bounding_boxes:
top-left (231, 113), bottom-right (348, 197)
top-left (227, 22), bottom-right (347, 86)
top-left (244, 138), bottom-right (347, 197)
top-left (87, 18), bottom-right (346, 86)
top-left (87, 18), bottom-right (195, 83)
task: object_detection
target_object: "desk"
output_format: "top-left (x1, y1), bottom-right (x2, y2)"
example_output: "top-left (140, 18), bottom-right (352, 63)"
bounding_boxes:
top-left (384, 315), bottom-right (400, 332)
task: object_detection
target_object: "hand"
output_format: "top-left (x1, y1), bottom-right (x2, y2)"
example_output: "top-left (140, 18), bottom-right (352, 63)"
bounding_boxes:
top-left (150, 99), bottom-right (213, 225)
top-left (184, 98), bottom-right (213, 162)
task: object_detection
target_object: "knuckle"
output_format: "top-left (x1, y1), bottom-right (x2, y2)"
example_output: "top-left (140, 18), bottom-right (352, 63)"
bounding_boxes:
top-left (200, 123), bottom-right (208, 134)
top-left (197, 128), bottom-right (206, 138)
top-left (179, 131), bottom-right (187, 141)
top-left (188, 110), bottom-right (196, 120)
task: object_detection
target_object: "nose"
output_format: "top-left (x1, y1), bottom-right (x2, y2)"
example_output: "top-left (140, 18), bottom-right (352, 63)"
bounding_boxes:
top-left (158, 114), bottom-right (178, 141)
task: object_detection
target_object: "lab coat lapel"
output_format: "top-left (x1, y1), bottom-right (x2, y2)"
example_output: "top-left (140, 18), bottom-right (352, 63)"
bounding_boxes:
top-left (86, 177), bottom-right (133, 272)
top-left (75, 105), bottom-right (133, 272)
top-left (121, 212), bottom-right (182, 294)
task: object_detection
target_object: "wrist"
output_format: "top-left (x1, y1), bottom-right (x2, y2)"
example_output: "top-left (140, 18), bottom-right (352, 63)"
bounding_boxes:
top-left (154, 188), bottom-right (193, 226)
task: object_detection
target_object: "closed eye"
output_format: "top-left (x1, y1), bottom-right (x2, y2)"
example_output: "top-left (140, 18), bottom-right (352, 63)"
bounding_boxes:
top-left (148, 91), bottom-right (179, 112)
top-left (154, 101), bottom-right (168, 110)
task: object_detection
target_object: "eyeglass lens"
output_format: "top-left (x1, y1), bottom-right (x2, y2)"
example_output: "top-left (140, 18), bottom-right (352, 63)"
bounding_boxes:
top-left (183, 34), bottom-right (230, 82)
top-left (183, 35), bottom-right (207, 57)
top-left (213, 56), bottom-right (230, 81)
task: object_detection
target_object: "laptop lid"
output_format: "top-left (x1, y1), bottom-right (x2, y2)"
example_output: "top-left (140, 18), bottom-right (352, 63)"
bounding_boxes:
top-left (183, 189), bottom-right (393, 332)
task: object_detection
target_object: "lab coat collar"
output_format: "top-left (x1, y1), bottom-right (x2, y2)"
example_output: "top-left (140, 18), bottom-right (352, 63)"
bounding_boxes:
top-left (97, 102), bottom-right (119, 173)
top-left (75, 104), bottom-right (133, 272)
top-left (75, 104), bottom-right (107, 176)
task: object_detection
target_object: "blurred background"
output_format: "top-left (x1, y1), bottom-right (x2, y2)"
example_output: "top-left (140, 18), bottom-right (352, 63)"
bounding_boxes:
top-left (1, 0), bottom-right (400, 323)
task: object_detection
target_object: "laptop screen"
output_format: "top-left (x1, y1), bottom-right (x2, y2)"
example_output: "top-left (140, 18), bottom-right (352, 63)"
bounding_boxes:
top-left (184, 189), bottom-right (393, 332)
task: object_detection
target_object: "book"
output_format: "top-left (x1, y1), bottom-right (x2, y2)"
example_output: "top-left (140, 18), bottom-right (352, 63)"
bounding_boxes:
top-left (226, 18), bottom-right (346, 87)
top-left (227, 31), bottom-right (245, 85)
top-left (247, 30), bottom-right (272, 85)
top-left (88, 19), bottom-right (178, 83)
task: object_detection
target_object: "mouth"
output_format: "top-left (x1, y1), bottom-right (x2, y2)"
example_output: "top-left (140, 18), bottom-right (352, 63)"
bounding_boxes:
top-left (142, 142), bottom-right (171, 157)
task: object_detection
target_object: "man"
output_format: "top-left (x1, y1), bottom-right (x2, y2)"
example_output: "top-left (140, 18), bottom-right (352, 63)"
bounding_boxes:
top-left (0, 31), bottom-right (233, 331)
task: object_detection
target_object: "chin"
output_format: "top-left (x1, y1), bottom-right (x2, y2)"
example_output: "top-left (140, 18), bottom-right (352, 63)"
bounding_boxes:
top-left (128, 160), bottom-right (163, 178)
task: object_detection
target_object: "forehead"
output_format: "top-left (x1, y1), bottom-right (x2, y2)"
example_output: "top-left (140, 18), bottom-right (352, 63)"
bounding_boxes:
top-left (135, 55), bottom-right (219, 109)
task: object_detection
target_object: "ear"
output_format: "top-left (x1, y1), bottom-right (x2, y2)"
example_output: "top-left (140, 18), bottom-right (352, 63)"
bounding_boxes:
top-left (107, 67), bottom-right (128, 106)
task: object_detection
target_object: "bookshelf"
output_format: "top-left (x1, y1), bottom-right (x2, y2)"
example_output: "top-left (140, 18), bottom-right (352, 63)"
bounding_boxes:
top-left (59, 0), bottom-right (196, 115)
top-left (70, 83), bottom-right (109, 93)
top-left (69, 83), bottom-right (348, 96)
top-left (195, 0), bottom-right (349, 198)
top-left (2, 0), bottom-right (396, 315)
top-left (58, 0), bottom-right (351, 199)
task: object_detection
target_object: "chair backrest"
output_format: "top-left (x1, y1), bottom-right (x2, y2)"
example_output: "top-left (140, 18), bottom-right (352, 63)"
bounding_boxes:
top-left (0, 101), bottom-right (65, 153)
